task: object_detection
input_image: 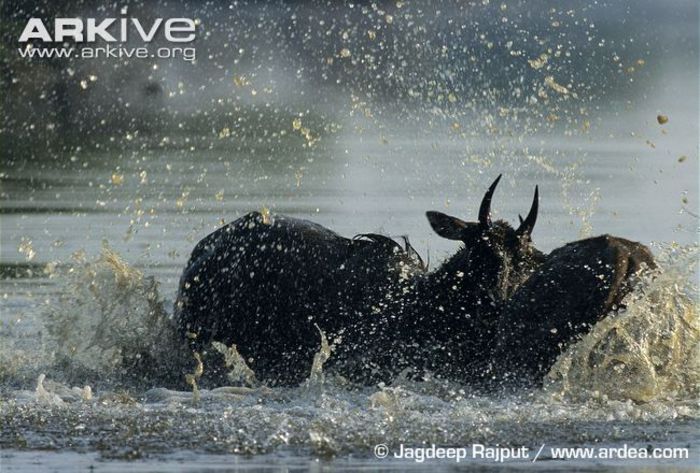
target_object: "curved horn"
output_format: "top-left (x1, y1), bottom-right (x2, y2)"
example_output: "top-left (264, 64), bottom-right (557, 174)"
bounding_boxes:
top-left (478, 174), bottom-right (502, 227)
top-left (517, 186), bottom-right (539, 236)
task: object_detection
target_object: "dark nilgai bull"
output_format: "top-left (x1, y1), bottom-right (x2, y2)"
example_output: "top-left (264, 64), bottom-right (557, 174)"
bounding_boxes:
top-left (175, 176), bottom-right (654, 386)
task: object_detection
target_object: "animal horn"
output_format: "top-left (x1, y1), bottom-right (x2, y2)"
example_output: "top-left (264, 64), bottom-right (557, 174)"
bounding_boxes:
top-left (517, 186), bottom-right (539, 237)
top-left (478, 174), bottom-right (502, 227)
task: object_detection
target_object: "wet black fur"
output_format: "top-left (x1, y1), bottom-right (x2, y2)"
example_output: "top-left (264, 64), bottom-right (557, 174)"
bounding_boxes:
top-left (175, 189), bottom-right (655, 387)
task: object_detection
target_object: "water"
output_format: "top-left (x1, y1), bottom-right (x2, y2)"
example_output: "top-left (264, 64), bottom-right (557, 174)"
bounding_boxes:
top-left (1, 128), bottom-right (698, 471)
top-left (1, 1), bottom-right (699, 471)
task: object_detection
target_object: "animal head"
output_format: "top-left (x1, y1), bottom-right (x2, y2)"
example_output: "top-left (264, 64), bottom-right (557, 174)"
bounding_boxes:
top-left (426, 175), bottom-right (544, 299)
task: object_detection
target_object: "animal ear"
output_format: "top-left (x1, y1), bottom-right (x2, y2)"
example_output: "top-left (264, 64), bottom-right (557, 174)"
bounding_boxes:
top-left (426, 211), bottom-right (468, 240)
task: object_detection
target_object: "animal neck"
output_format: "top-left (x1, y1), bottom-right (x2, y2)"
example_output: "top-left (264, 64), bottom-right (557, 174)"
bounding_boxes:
top-left (396, 248), bottom-right (507, 341)
top-left (427, 247), bottom-right (507, 303)
top-left (377, 249), bottom-right (507, 381)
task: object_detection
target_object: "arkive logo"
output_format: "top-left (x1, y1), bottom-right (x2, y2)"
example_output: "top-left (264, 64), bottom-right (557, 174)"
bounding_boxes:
top-left (19, 18), bottom-right (196, 43)
top-left (17, 17), bottom-right (198, 62)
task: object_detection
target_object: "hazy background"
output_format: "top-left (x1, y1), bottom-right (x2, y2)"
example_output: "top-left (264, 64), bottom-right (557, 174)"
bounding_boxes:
top-left (1, 0), bottom-right (698, 289)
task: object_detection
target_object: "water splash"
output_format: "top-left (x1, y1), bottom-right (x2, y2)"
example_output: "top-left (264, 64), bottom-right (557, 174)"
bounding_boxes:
top-left (306, 324), bottom-right (333, 387)
top-left (546, 244), bottom-right (699, 403)
top-left (212, 341), bottom-right (257, 386)
top-left (184, 352), bottom-right (204, 404)
top-left (35, 243), bottom-right (699, 407)
top-left (34, 373), bottom-right (92, 406)
top-left (41, 244), bottom-right (188, 385)
top-left (2, 241), bottom-right (698, 462)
